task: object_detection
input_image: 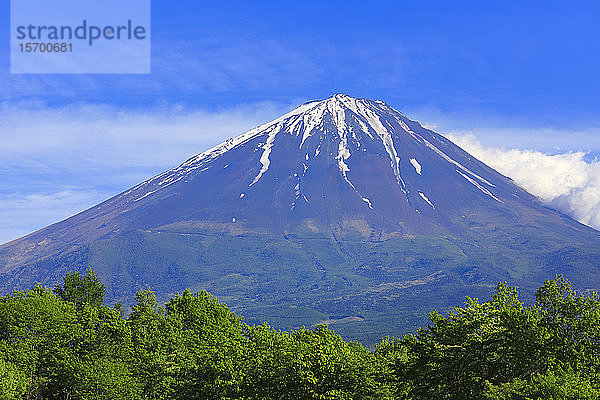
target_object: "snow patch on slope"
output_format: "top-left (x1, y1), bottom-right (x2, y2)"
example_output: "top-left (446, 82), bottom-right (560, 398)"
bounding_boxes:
top-left (418, 191), bottom-right (435, 209)
top-left (457, 170), bottom-right (503, 203)
top-left (410, 158), bottom-right (422, 175)
top-left (357, 102), bottom-right (406, 191)
top-left (249, 123), bottom-right (283, 186)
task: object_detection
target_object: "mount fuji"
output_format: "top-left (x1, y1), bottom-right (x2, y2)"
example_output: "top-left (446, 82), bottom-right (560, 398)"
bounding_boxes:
top-left (2, 94), bottom-right (600, 343)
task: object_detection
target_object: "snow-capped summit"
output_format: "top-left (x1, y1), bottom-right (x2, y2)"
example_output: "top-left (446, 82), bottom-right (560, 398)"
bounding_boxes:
top-left (109, 93), bottom-right (533, 236)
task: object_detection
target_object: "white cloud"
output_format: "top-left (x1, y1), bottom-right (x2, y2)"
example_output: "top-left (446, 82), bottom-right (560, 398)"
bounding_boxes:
top-left (448, 134), bottom-right (600, 230)
top-left (0, 100), bottom-right (296, 244)
top-left (0, 188), bottom-right (111, 244)
top-left (406, 105), bottom-right (600, 155)
top-left (0, 100), bottom-right (292, 170)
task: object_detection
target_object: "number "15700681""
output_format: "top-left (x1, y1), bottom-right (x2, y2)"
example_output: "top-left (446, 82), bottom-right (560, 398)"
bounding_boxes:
top-left (19, 43), bottom-right (72, 52)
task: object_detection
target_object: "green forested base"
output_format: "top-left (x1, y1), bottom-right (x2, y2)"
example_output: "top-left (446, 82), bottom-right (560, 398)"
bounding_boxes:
top-left (1, 270), bottom-right (600, 399)
top-left (7, 228), bottom-right (600, 348)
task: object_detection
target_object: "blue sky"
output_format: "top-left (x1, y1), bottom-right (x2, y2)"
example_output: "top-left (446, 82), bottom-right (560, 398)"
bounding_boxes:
top-left (1, 0), bottom-right (600, 243)
top-left (2, 1), bottom-right (599, 118)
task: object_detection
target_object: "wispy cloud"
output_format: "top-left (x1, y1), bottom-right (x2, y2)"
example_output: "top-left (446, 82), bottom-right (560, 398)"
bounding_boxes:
top-left (0, 188), bottom-right (111, 244)
top-left (448, 134), bottom-right (600, 230)
top-left (408, 106), bottom-right (600, 152)
top-left (0, 100), bottom-right (295, 244)
top-left (0, 100), bottom-right (292, 169)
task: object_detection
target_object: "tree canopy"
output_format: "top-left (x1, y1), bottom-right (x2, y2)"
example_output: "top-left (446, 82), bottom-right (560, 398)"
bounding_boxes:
top-left (1, 270), bottom-right (600, 399)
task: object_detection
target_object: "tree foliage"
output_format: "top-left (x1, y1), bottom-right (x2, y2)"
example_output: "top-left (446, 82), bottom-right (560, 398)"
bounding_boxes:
top-left (380, 276), bottom-right (600, 399)
top-left (1, 271), bottom-right (600, 399)
top-left (53, 268), bottom-right (106, 308)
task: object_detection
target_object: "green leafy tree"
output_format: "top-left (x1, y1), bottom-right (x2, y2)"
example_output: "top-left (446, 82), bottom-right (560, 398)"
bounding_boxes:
top-left (534, 275), bottom-right (600, 375)
top-left (374, 337), bottom-right (412, 398)
top-left (1, 281), bottom-right (139, 399)
top-left (0, 284), bottom-right (78, 398)
top-left (163, 289), bottom-right (248, 399)
top-left (0, 357), bottom-right (29, 399)
top-left (4, 270), bottom-right (600, 399)
top-left (128, 289), bottom-right (178, 399)
top-left (483, 367), bottom-right (600, 399)
top-left (242, 323), bottom-right (392, 399)
top-left (397, 282), bottom-right (539, 398)
top-left (385, 275), bottom-right (600, 399)
top-left (53, 268), bottom-right (106, 307)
